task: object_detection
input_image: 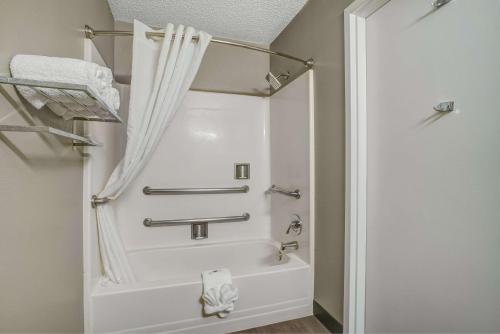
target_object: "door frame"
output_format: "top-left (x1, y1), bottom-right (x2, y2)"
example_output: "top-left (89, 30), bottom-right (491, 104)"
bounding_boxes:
top-left (343, 0), bottom-right (390, 333)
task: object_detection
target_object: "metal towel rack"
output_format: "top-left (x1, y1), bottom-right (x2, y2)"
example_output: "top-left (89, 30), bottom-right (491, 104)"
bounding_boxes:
top-left (0, 125), bottom-right (100, 146)
top-left (143, 213), bottom-right (250, 227)
top-left (0, 76), bottom-right (122, 123)
top-left (0, 76), bottom-right (121, 146)
top-left (143, 185), bottom-right (249, 195)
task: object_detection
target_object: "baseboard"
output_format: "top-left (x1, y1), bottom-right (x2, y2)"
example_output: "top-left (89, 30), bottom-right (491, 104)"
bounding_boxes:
top-left (313, 301), bottom-right (343, 333)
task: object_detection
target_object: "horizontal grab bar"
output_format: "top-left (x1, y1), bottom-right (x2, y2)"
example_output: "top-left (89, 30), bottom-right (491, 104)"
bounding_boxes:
top-left (268, 185), bottom-right (301, 199)
top-left (144, 213), bottom-right (251, 227)
top-left (143, 185), bottom-right (249, 195)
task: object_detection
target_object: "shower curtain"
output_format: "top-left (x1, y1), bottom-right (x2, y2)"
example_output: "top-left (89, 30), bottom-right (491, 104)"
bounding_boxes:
top-left (95, 20), bottom-right (211, 284)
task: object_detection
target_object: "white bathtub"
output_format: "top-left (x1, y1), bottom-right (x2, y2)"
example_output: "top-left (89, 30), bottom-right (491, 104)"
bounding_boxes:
top-left (90, 240), bottom-right (313, 333)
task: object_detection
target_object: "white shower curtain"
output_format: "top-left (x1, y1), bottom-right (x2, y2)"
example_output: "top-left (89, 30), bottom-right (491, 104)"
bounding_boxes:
top-left (95, 20), bottom-right (211, 284)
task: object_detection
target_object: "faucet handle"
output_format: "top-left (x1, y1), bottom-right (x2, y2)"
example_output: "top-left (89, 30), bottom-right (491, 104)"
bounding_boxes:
top-left (286, 214), bottom-right (303, 235)
top-left (286, 222), bottom-right (295, 234)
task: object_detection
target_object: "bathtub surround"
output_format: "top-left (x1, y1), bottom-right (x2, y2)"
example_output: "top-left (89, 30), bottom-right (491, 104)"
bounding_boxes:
top-left (0, 0), bottom-right (114, 332)
top-left (84, 60), bottom-right (314, 330)
top-left (104, 89), bottom-right (271, 249)
top-left (94, 20), bottom-right (211, 284)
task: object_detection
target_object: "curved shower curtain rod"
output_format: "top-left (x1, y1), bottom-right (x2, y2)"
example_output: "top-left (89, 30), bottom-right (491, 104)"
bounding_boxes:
top-left (84, 25), bottom-right (314, 68)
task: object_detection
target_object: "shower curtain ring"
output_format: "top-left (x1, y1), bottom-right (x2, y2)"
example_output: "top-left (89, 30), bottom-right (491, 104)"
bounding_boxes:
top-left (91, 195), bottom-right (110, 208)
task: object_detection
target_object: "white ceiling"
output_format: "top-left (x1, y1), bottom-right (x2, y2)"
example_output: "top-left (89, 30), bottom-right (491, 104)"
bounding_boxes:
top-left (107, 0), bottom-right (308, 45)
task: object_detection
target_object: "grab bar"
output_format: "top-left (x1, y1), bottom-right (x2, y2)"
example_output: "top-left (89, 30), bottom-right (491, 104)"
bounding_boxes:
top-left (143, 213), bottom-right (251, 227)
top-left (268, 185), bottom-right (301, 199)
top-left (143, 185), bottom-right (249, 195)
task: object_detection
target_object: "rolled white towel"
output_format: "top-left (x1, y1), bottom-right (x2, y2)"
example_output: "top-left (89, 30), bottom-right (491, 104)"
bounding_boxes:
top-left (10, 55), bottom-right (119, 118)
top-left (201, 268), bottom-right (238, 318)
top-left (10, 55), bottom-right (108, 92)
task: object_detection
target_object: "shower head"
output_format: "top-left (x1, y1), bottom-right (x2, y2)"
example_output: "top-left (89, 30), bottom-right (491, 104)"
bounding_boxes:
top-left (265, 71), bottom-right (290, 90)
top-left (265, 72), bottom-right (282, 90)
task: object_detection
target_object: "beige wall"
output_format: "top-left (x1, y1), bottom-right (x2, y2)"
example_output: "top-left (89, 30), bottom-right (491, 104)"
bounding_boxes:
top-left (271, 0), bottom-right (354, 322)
top-left (113, 21), bottom-right (270, 95)
top-left (0, 0), bottom-right (114, 332)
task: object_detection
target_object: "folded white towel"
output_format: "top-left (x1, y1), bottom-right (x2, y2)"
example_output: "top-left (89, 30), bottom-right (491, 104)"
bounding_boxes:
top-left (201, 268), bottom-right (238, 318)
top-left (9, 55), bottom-right (120, 119)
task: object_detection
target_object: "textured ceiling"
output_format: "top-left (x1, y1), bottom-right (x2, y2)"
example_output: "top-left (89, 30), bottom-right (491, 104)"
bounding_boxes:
top-left (107, 0), bottom-right (308, 44)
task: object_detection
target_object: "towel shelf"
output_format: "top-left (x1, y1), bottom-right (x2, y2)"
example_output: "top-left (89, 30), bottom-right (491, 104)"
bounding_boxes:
top-left (144, 213), bottom-right (250, 227)
top-left (0, 76), bottom-right (122, 123)
top-left (143, 185), bottom-right (250, 195)
top-left (0, 125), bottom-right (100, 146)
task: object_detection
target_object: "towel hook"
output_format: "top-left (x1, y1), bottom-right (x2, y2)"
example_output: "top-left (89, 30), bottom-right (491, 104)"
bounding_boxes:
top-left (433, 0), bottom-right (452, 9)
top-left (433, 101), bottom-right (455, 113)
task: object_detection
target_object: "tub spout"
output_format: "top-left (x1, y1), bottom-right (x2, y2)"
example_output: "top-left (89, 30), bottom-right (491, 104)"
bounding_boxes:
top-left (278, 241), bottom-right (299, 261)
top-left (281, 241), bottom-right (299, 252)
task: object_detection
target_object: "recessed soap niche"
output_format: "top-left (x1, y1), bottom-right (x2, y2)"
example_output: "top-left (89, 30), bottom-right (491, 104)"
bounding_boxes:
top-left (234, 163), bottom-right (250, 179)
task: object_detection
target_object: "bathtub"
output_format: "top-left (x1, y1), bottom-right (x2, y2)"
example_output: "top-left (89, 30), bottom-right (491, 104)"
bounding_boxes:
top-left (90, 240), bottom-right (313, 333)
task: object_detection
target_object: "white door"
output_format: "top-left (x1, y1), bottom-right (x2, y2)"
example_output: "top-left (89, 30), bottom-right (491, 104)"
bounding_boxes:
top-left (357, 0), bottom-right (500, 332)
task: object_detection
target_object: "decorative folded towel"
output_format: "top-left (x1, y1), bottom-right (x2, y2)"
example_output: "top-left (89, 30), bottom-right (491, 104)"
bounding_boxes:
top-left (201, 268), bottom-right (239, 318)
top-left (9, 55), bottom-right (119, 119)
